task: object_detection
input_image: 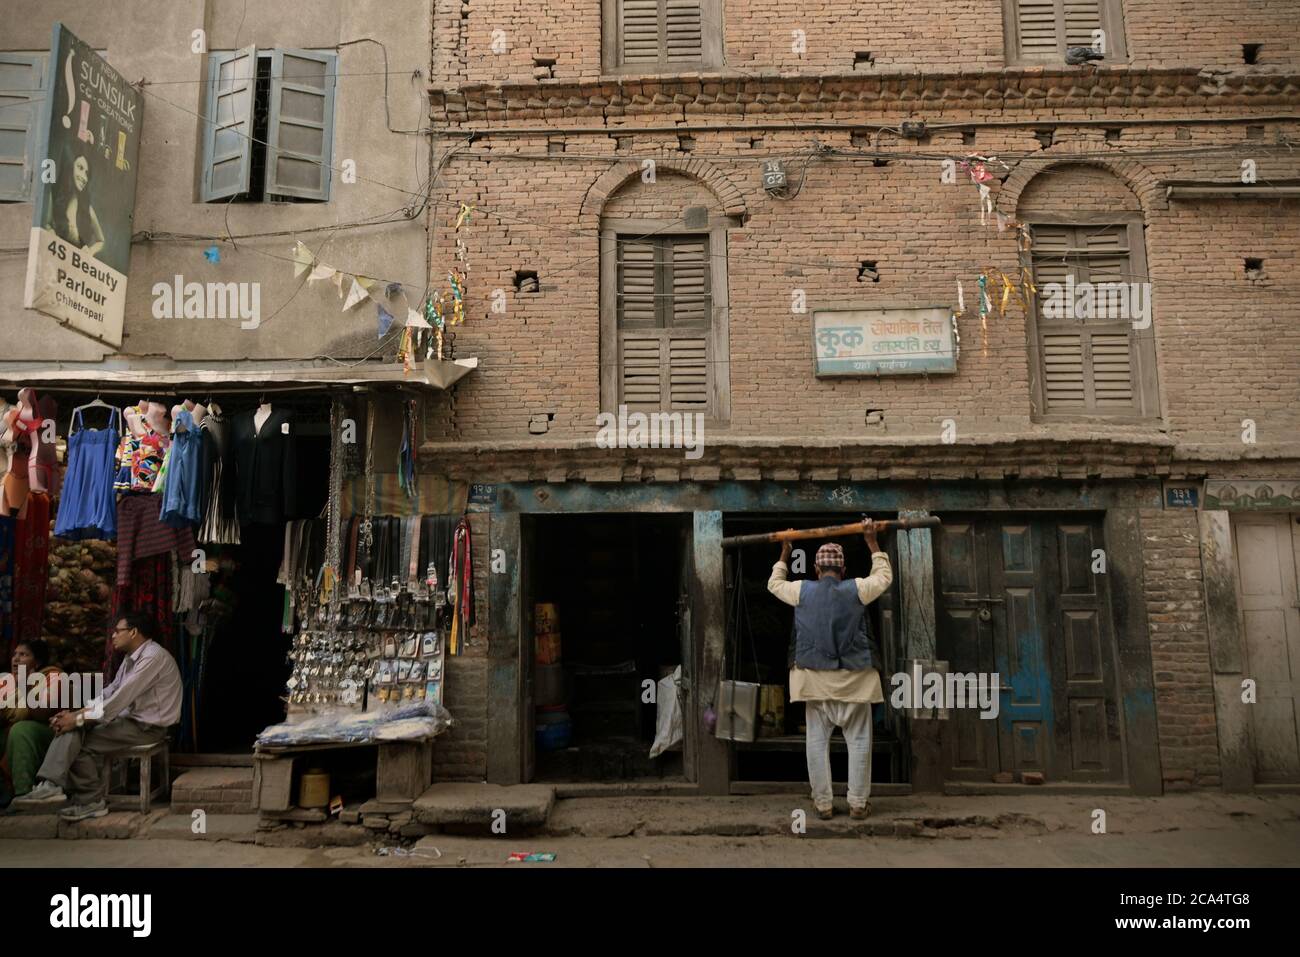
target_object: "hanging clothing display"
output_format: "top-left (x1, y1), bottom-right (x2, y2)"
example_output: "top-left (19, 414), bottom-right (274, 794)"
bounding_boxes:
top-left (54, 407), bottom-right (121, 541)
top-left (159, 410), bottom-right (204, 528)
top-left (108, 552), bottom-right (177, 677)
top-left (116, 493), bottom-right (196, 585)
top-left (198, 405), bottom-right (239, 545)
top-left (13, 491), bottom-right (50, 643)
top-left (0, 398), bottom-right (12, 477)
top-left (129, 428), bottom-right (167, 492)
top-left (449, 518), bottom-right (474, 656)
top-left (233, 407), bottom-right (298, 525)
top-left (0, 514), bottom-right (13, 654)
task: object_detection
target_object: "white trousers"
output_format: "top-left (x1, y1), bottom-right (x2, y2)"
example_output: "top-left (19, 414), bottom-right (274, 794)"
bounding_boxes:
top-left (805, 699), bottom-right (873, 811)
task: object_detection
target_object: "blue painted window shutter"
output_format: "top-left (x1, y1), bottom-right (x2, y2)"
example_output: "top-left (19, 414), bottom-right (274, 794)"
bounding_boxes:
top-left (200, 46), bottom-right (257, 202)
top-left (0, 54), bottom-right (46, 203)
top-left (265, 49), bottom-right (336, 201)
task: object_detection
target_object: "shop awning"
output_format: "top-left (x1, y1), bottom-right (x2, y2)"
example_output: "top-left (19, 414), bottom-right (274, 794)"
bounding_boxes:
top-left (0, 357), bottom-right (478, 393)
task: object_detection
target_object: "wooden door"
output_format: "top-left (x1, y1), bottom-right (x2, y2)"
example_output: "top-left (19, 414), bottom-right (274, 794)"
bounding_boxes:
top-left (1042, 521), bottom-right (1125, 780)
top-left (987, 521), bottom-right (1054, 775)
top-left (935, 519), bottom-right (1000, 781)
top-left (936, 515), bottom-right (1124, 782)
top-left (1233, 513), bottom-right (1300, 783)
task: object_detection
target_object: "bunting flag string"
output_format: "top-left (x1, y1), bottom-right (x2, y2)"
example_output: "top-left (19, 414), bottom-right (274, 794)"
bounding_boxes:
top-left (288, 203), bottom-right (480, 366)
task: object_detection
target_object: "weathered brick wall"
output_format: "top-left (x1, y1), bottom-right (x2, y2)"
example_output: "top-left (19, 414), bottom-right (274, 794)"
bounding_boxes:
top-left (422, 124), bottom-right (1300, 452)
top-left (1140, 508), bottom-right (1221, 789)
top-left (433, 0), bottom-right (1300, 84)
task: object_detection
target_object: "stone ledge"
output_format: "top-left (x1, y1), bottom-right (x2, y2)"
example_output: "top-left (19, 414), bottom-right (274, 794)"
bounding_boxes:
top-left (413, 783), bottom-right (556, 827)
top-left (432, 67), bottom-right (1300, 122)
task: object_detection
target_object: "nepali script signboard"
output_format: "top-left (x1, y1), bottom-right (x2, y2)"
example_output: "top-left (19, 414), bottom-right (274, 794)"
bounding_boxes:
top-left (23, 23), bottom-right (143, 348)
top-left (813, 306), bottom-right (957, 376)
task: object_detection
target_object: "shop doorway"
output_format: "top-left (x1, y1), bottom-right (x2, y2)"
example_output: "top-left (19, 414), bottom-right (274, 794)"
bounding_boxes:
top-left (523, 513), bottom-right (692, 782)
top-left (1231, 513), bottom-right (1300, 783)
top-left (934, 513), bottom-right (1125, 784)
top-left (191, 394), bottom-right (331, 753)
top-left (721, 514), bottom-right (907, 787)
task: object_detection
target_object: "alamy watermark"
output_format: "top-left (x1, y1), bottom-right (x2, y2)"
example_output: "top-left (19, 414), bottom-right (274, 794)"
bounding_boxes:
top-left (0, 667), bottom-right (103, 716)
top-left (888, 664), bottom-right (1000, 719)
top-left (151, 276), bottom-right (262, 329)
top-left (1039, 276), bottom-right (1151, 329)
top-left (595, 404), bottom-right (705, 460)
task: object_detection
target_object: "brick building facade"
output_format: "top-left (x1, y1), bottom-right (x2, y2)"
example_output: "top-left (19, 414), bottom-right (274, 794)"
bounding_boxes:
top-left (421, 0), bottom-right (1300, 795)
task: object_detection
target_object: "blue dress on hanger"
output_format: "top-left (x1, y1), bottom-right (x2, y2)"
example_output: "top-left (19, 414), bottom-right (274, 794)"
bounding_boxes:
top-left (54, 406), bottom-right (121, 541)
top-left (160, 410), bottom-right (204, 529)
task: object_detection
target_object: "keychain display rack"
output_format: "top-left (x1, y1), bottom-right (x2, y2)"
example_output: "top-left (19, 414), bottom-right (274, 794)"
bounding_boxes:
top-left (286, 565), bottom-right (450, 713)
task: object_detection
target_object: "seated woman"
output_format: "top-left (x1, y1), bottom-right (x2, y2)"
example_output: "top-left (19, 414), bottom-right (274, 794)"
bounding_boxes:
top-left (0, 640), bottom-right (62, 806)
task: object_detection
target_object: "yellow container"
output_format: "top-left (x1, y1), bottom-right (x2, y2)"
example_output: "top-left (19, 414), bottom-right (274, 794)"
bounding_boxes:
top-left (298, 768), bottom-right (330, 809)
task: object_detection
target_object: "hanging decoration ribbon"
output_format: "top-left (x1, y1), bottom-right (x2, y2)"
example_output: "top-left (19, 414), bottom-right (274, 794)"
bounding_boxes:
top-left (398, 399), bottom-right (418, 501)
top-left (977, 273), bottom-right (990, 358)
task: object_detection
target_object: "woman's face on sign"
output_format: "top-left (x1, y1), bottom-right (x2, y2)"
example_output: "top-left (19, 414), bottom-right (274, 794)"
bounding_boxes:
top-left (73, 156), bottom-right (89, 192)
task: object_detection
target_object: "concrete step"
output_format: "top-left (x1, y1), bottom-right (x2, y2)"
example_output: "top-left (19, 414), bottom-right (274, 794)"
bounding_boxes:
top-left (170, 766), bottom-right (255, 815)
top-left (413, 783), bottom-right (556, 827)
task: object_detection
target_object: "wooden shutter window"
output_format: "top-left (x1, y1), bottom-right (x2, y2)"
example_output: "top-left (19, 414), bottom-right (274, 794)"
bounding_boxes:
top-left (617, 0), bottom-right (707, 69)
top-left (665, 0), bottom-right (705, 63)
top-left (266, 50), bottom-right (336, 200)
top-left (620, 332), bottom-right (664, 410)
top-left (201, 46), bottom-right (257, 202)
top-left (1031, 223), bottom-right (1141, 415)
top-left (1012, 0), bottom-right (1111, 60)
top-left (617, 239), bottom-right (658, 325)
top-left (1063, 0), bottom-right (1104, 49)
top-left (616, 234), bottom-right (713, 413)
top-left (1016, 0), bottom-right (1061, 57)
top-left (669, 238), bottom-right (710, 325)
top-left (667, 335), bottom-right (709, 408)
top-left (621, 0), bottom-right (662, 64)
top-left (0, 54), bottom-right (44, 203)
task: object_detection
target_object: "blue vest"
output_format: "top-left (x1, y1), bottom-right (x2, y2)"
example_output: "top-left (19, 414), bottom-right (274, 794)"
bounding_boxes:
top-left (793, 577), bottom-right (874, 670)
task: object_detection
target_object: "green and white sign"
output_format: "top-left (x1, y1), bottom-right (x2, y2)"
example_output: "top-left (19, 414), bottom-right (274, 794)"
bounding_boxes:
top-left (813, 306), bottom-right (957, 376)
top-left (23, 23), bottom-right (142, 348)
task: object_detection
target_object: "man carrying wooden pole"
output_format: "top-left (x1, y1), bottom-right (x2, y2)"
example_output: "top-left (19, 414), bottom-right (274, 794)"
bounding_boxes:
top-left (766, 518), bottom-right (894, 821)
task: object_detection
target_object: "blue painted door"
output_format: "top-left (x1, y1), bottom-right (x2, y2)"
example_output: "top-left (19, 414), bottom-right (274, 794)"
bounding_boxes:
top-left (936, 516), bottom-right (1124, 782)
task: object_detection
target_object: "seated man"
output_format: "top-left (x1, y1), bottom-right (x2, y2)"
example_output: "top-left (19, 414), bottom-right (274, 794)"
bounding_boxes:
top-left (1, 639), bottom-right (63, 806)
top-left (14, 613), bottom-right (180, 821)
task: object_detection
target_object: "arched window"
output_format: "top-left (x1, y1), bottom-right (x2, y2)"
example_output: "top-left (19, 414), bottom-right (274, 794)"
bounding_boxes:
top-left (598, 171), bottom-right (733, 420)
top-left (1021, 164), bottom-right (1159, 419)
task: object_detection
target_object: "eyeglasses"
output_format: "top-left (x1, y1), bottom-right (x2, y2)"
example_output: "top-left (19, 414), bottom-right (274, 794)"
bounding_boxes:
top-left (112, 626), bottom-right (134, 635)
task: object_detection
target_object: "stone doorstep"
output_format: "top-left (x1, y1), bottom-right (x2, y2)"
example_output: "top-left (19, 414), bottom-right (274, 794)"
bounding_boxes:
top-left (170, 767), bottom-right (254, 791)
top-left (413, 783), bottom-right (557, 827)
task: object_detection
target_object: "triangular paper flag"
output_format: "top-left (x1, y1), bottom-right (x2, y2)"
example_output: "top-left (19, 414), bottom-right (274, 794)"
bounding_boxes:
top-left (406, 308), bottom-right (431, 329)
top-left (376, 303), bottom-right (395, 338)
top-left (332, 271), bottom-right (347, 298)
top-left (308, 263), bottom-right (335, 282)
top-left (292, 241), bottom-right (314, 278)
top-left (344, 277), bottom-right (370, 310)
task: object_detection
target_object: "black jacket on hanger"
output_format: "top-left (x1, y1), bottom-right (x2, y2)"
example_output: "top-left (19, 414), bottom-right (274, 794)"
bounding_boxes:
top-left (232, 407), bottom-right (298, 525)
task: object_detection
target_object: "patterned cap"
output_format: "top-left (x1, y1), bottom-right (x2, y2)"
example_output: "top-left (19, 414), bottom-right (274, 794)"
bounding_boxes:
top-left (815, 542), bottom-right (845, 570)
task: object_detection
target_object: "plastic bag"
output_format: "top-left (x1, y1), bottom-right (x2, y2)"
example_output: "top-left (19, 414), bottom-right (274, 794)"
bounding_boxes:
top-left (648, 665), bottom-right (683, 759)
